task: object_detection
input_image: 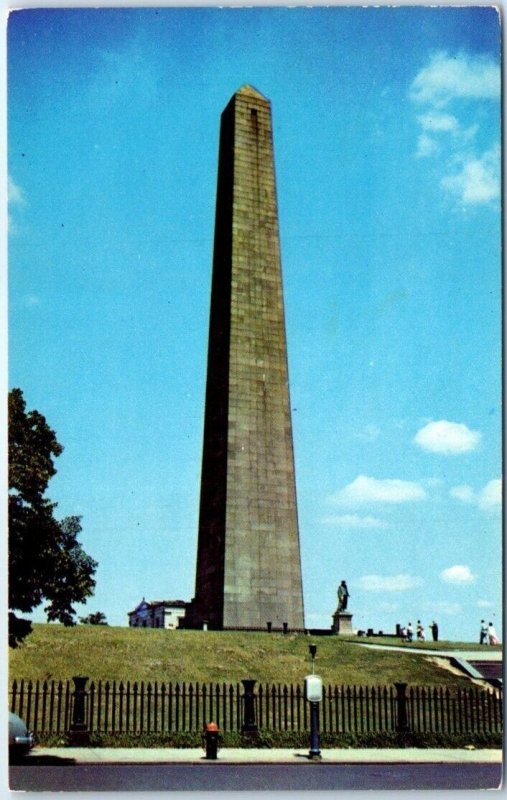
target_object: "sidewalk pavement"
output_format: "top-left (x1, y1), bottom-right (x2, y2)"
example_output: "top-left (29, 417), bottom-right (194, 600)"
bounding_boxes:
top-left (26, 747), bottom-right (503, 765)
top-left (354, 644), bottom-right (503, 660)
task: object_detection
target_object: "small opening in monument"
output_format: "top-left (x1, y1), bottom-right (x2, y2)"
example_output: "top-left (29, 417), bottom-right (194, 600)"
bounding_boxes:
top-left (251, 108), bottom-right (257, 118)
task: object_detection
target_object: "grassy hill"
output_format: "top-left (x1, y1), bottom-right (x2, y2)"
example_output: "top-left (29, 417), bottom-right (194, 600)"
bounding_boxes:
top-left (9, 624), bottom-right (498, 687)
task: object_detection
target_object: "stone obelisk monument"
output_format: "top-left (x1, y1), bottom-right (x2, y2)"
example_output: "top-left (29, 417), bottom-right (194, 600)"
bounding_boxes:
top-left (187, 86), bottom-right (304, 631)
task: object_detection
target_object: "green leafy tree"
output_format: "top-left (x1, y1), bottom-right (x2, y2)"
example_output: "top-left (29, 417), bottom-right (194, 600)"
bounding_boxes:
top-left (9, 388), bottom-right (98, 646)
top-left (80, 611), bottom-right (108, 625)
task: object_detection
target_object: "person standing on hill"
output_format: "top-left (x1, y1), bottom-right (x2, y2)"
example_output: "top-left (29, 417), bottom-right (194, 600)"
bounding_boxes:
top-left (488, 622), bottom-right (498, 645)
top-left (480, 620), bottom-right (488, 644)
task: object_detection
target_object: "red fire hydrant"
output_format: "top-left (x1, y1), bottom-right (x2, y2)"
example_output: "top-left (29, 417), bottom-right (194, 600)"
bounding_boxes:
top-left (204, 721), bottom-right (219, 760)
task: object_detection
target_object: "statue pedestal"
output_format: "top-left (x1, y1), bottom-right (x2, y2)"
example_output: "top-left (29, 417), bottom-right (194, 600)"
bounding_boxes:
top-left (332, 611), bottom-right (353, 635)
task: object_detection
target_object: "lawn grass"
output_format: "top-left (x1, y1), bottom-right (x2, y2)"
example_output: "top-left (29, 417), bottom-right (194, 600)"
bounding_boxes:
top-left (9, 624), bottom-right (498, 687)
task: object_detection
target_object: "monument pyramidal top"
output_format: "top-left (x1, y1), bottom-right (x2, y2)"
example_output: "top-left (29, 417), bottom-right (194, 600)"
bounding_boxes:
top-left (235, 84), bottom-right (267, 100)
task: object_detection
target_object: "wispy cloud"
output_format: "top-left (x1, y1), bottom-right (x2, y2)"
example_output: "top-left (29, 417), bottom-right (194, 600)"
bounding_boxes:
top-left (440, 565), bottom-right (476, 584)
top-left (409, 51), bottom-right (500, 207)
top-left (477, 599), bottom-right (494, 609)
top-left (416, 133), bottom-right (440, 158)
top-left (356, 574), bottom-right (424, 592)
top-left (376, 602), bottom-right (400, 613)
top-left (321, 514), bottom-right (388, 529)
top-left (417, 112), bottom-right (459, 132)
top-left (90, 42), bottom-right (160, 113)
top-left (23, 295), bottom-right (41, 308)
top-left (422, 601), bottom-right (462, 616)
top-left (8, 176), bottom-right (25, 206)
top-left (409, 51), bottom-right (499, 107)
top-left (450, 485), bottom-right (475, 503)
top-left (354, 424), bottom-right (381, 442)
top-left (450, 478), bottom-right (501, 512)
top-left (480, 478), bottom-right (502, 510)
top-left (441, 145), bottom-right (500, 204)
top-left (8, 176), bottom-right (26, 234)
top-left (329, 475), bottom-right (426, 506)
top-left (414, 420), bottom-right (480, 454)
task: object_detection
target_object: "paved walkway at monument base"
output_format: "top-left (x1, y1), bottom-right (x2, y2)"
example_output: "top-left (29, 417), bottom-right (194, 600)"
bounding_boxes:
top-left (26, 747), bottom-right (502, 764)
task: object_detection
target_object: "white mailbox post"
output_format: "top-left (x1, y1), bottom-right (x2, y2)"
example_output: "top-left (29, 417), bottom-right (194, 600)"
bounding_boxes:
top-left (304, 674), bottom-right (323, 703)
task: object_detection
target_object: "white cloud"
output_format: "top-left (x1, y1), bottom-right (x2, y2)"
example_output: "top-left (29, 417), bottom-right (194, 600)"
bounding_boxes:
top-left (478, 478), bottom-right (502, 511)
top-left (441, 146), bottom-right (500, 205)
top-left (410, 51), bottom-right (499, 107)
top-left (477, 599), bottom-right (494, 609)
top-left (417, 112), bottom-right (458, 132)
top-left (440, 565), bottom-right (476, 584)
top-left (357, 574), bottom-right (424, 592)
top-left (450, 478), bottom-right (501, 512)
top-left (414, 420), bottom-right (481, 454)
top-left (8, 177), bottom-right (26, 234)
top-left (416, 133), bottom-right (439, 159)
top-left (423, 477), bottom-right (444, 489)
top-left (415, 112), bottom-right (465, 158)
top-left (460, 123), bottom-right (480, 143)
top-left (408, 52), bottom-right (500, 208)
top-left (450, 484), bottom-right (475, 503)
top-left (321, 514), bottom-right (388, 529)
top-left (329, 475), bottom-right (426, 506)
top-left (8, 176), bottom-right (25, 206)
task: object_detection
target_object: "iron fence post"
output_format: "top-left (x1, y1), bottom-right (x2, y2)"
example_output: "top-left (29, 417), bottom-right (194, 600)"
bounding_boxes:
top-left (70, 676), bottom-right (90, 745)
top-left (241, 679), bottom-right (258, 737)
top-left (395, 682), bottom-right (410, 733)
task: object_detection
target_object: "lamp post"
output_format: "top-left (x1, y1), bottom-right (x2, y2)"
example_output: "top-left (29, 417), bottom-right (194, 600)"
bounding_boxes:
top-left (305, 644), bottom-right (322, 761)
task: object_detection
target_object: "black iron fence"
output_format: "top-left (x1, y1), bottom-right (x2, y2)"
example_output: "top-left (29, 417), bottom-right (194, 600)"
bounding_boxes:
top-left (9, 678), bottom-right (502, 738)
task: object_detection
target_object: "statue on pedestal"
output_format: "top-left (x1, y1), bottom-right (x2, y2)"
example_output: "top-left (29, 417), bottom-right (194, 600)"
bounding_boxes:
top-left (337, 580), bottom-right (350, 612)
top-left (332, 579), bottom-right (353, 635)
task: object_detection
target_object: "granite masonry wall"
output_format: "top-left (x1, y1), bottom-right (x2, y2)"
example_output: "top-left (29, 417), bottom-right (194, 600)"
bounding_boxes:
top-left (189, 86), bottom-right (305, 631)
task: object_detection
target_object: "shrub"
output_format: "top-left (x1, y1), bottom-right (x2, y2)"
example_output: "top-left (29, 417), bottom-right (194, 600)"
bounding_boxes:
top-left (33, 728), bottom-right (502, 749)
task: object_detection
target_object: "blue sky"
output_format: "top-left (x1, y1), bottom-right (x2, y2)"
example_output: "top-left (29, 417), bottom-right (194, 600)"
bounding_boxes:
top-left (8, 6), bottom-right (501, 642)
